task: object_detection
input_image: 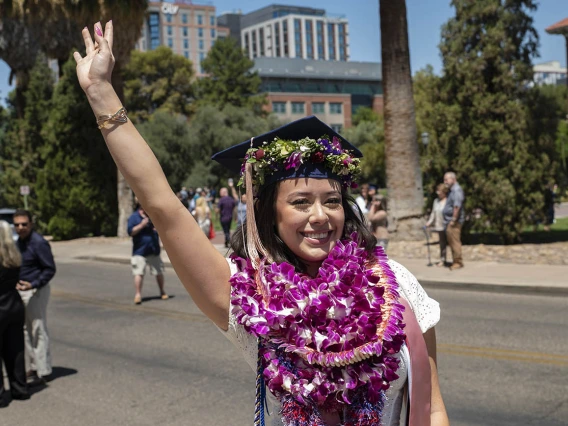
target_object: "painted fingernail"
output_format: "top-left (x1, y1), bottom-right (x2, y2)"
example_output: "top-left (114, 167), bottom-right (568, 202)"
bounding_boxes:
top-left (109, 19), bottom-right (112, 23)
top-left (95, 24), bottom-right (103, 37)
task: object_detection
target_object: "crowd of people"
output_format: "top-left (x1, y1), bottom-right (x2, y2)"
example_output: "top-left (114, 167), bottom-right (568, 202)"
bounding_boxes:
top-left (0, 209), bottom-right (56, 407)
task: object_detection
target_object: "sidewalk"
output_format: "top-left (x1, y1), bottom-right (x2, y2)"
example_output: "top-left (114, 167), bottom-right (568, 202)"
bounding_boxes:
top-left (50, 235), bottom-right (568, 295)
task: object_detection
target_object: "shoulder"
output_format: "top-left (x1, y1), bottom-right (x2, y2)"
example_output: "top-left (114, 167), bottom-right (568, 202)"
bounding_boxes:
top-left (387, 259), bottom-right (440, 333)
top-left (31, 231), bottom-right (49, 246)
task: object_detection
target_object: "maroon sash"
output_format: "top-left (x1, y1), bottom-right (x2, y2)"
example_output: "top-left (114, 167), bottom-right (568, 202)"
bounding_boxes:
top-left (400, 298), bottom-right (431, 426)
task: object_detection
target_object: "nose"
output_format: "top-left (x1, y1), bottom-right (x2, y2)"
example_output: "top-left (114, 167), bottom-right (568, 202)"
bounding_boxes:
top-left (310, 201), bottom-right (329, 225)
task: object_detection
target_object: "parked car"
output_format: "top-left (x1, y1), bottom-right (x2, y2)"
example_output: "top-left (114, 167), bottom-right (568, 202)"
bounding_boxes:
top-left (0, 208), bottom-right (18, 241)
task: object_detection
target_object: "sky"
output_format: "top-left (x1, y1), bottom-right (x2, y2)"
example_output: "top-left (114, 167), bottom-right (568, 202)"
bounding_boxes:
top-left (0, 0), bottom-right (566, 105)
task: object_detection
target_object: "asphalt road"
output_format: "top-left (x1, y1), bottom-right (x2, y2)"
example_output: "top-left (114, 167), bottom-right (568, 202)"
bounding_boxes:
top-left (2, 259), bottom-right (567, 426)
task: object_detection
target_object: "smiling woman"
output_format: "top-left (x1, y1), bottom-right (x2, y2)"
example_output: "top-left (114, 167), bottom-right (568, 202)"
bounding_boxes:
top-left (74, 21), bottom-right (448, 426)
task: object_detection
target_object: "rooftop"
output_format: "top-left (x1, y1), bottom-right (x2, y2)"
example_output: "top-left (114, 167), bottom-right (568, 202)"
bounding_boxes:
top-left (252, 57), bottom-right (382, 81)
top-left (546, 17), bottom-right (568, 35)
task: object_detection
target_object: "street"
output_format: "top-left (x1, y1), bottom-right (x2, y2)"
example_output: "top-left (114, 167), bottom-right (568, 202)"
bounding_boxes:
top-left (2, 259), bottom-right (567, 426)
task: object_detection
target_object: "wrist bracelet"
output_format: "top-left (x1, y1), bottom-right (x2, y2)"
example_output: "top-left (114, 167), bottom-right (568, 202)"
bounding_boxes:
top-left (97, 107), bottom-right (128, 129)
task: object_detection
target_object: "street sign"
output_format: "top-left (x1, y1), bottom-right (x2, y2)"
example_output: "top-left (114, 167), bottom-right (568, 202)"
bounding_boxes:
top-left (20, 185), bottom-right (30, 196)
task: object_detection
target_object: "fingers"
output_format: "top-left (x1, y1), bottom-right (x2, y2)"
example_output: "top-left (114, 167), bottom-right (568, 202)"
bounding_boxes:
top-left (82, 26), bottom-right (95, 54)
top-left (104, 20), bottom-right (113, 51)
top-left (73, 51), bottom-right (83, 64)
top-left (93, 21), bottom-right (110, 54)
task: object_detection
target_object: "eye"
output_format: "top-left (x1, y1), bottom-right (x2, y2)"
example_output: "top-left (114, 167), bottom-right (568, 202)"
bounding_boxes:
top-left (291, 198), bottom-right (310, 206)
top-left (326, 198), bottom-right (342, 205)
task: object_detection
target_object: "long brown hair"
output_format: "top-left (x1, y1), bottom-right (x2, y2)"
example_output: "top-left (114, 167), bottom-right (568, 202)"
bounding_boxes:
top-left (0, 220), bottom-right (22, 268)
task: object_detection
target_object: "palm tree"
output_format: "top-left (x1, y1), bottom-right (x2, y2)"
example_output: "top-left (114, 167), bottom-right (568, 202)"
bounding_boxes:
top-left (97, 0), bottom-right (149, 237)
top-left (379, 0), bottom-right (424, 240)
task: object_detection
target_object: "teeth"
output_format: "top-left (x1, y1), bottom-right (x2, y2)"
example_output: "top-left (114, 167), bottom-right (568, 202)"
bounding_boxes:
top-left (304, 232), bottom-right (329, 239)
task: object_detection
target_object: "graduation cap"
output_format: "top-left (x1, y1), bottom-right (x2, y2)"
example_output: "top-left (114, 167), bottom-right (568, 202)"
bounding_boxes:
top-left (211, 115), bottom-right (363, 176)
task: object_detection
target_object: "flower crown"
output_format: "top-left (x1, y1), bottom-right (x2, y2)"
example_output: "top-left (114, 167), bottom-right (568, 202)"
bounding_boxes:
top-left (238, 135), bottom-right (361, 189)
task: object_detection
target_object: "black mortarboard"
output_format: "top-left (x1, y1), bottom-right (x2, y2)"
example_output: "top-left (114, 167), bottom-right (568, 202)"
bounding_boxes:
top-left (211, 115), bottom-right (362, 175)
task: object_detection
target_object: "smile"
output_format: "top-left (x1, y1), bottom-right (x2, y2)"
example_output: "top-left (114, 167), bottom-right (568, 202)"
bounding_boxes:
top-left (301, 231), bottom-right (333, 242)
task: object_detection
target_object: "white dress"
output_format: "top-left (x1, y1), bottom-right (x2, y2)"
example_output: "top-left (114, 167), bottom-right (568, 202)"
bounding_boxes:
top-left (219, 258), bottom-right (440, 426)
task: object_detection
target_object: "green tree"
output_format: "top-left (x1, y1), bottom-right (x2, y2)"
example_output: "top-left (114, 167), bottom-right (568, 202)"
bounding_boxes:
top-left (428, 0), bottom-right (547, 243)
top-left (137, 111), bottom-right (193, 191)
top-left (184, 104), bottom-right (279, 188)
top-left (196, 37), bottom-right (266, 113)
top-left (342, 110), bottom-right (386, 187)
top-left (36, 57), bottom-right (117, 240)
top-left (124, 47), bottom-right (195, 123)
top-left (0, 55), bottom-right (53, 216)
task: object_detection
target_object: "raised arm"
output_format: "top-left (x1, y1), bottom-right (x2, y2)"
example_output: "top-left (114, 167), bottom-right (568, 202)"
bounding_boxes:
top-left (74, 22), bottom-right (231, 329)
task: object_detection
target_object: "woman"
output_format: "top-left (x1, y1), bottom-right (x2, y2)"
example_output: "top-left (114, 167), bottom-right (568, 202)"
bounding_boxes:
top-left (0, 221), bottom-right (30, 407)
top-left (367, 194), bottom-right (389, 250)
top-left (74, 22), bottom-right (449, 425)
top-left (354, 183), bottom-right (371, 216)
top-left (192, 196), bottom-right (211, 237)
top-left (426, 185), bottom-right (449, 267)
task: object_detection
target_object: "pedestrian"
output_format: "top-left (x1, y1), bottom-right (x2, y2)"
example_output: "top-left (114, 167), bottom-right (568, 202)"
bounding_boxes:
top-left (192, 196), bottom-right (211, 237)
top-left (180, 186), bottom-right (189, 201)
top-left (367, 194), bottom-right (389, 250)
top-left (127, 204), bottom-right (168, 305)
top-left (0, 220), bottom-right (30, 407)
top-left (230, 184), bottom-right (247, 228)
top-left (443, 172), bottom-right (465, 270)
top-left (217, 185), bottom-right (236, 248)
top-left (74, 22), bottom-right (449, 425)
top-left (13, 209), bottom-right (56, 386)
top-left (354, 183), bottom-right (370, 215)
top-left (426, 184), bottom-right (449, 267)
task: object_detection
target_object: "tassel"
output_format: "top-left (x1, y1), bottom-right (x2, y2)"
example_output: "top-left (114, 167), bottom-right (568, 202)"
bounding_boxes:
top-left (280, 395), bottom-right (327, 426)
top-left (245, 160), bottom-right (272, 269)
top-left (343, 388), bottom-right (384, 426)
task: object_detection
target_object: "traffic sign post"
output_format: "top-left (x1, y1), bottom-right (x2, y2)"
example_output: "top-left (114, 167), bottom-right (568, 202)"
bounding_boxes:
top-left (20, 185), bottom-right (30, 210)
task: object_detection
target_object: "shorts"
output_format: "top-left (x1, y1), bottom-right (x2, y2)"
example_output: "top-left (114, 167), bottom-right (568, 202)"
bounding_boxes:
top-left (131, 254), bottom-right (164, 276)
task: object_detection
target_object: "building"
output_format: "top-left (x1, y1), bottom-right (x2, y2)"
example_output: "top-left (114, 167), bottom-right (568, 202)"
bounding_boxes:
top-left (134, 1), bottom-right (229, 76)
top-left (254, 57), bottom-right (382, 131)
top-left (219, 5), bottom-right (349, 62)
top-left (533, 61), bottom-right (568, 86)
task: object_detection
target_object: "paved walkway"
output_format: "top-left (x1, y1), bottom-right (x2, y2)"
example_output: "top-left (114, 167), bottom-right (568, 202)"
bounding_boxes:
top-left (50, 234), bottom-right (568, 295)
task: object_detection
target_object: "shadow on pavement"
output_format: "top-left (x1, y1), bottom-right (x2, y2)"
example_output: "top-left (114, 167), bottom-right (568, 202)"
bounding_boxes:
top-left (141, 295), bottom-right (176, 303)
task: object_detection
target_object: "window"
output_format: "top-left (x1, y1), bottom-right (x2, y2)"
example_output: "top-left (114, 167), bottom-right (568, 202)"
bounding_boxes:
top-left (312, 102), bottom-right (325, 114)
top-left (197, 14), bottom-right (203, 25)
top-left (198, 28), bottom-right (203, 38)
top-left (272, 102), bottom-right (286, 113)
top-left (184, 51), bottom-right (189, 59)
top-left (168, 38), bottom-right (173, 48)
top-left (182, 14), bottom-right (188, 24)
top-left (291, 102), bottom-right (305, 114)
top-left (199, 52), bottom-right (205, 61)
top-left (211, 28), bottom-right (216, 38)
top-left (199, 39), bottom-right (204, 50)
top-left (330, 103), bottom-right (342, 114)
top-left (210, 15), bottom-right (215, 26)
top-left (329, 102), bottom-right (342, 114)
top-left (184, 39), bottom-right (189, 49)
top-left (149, 12), bottom-right (160, 50)
top-left (275, 22), bottom-right (280, 57)
top-left (166, 14), bottom-right (172, 23)
top-left (183, 27), bottom-right (188, 37)
top-left (331, 124), bottom-right (343, 133)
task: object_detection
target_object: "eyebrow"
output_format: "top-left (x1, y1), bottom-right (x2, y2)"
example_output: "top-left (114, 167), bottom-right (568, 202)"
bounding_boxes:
top-left (286, 191), bottom-right (341, 198)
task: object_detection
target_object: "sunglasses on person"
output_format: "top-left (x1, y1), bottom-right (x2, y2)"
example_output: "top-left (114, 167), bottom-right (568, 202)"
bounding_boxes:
top-left (14, 222), bottom-right (30, 227)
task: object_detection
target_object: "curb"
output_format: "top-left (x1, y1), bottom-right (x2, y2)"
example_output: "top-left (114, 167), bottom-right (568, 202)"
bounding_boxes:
top-left (75, 256), bottom-right (568, 297)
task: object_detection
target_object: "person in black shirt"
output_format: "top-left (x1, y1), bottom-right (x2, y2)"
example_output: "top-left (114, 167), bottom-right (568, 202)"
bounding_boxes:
top-left (0, 220), bottom-right (30, 406)
top-left (13, 209), bottom-right (56, 385)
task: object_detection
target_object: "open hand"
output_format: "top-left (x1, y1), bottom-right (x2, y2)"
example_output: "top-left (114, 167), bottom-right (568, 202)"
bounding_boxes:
top-left (73, 21), bottom-right (115, 94)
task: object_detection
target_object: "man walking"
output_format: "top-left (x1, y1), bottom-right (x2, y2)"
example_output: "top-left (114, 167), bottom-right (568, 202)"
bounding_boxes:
top-left (443, 172), bottom-right (465, 270)
top-left (217, 184), bottom-right (236, 248)
top-left (13, 209), bottom-right (56, 386)
top-left (127, 203), bottom-right (168, 305)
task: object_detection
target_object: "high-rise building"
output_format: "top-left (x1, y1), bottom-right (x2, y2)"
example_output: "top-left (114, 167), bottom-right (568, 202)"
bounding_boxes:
top-left (532, 61), bottom-right (567, 86)
top-left (135, 1), bottom-right (229, 76)
top-left (218, 5), bottom-right (349, 61)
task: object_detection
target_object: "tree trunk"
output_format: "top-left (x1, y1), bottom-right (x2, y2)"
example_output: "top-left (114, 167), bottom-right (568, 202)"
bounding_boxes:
top-left (112, 68), bottom-right (133, 237)
top-left (379, 0), bottom-right (424, 240)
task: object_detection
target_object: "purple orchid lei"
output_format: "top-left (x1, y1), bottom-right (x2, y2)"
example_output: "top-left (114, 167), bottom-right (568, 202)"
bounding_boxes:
top-left (229, 233), bottom-right (406, 421)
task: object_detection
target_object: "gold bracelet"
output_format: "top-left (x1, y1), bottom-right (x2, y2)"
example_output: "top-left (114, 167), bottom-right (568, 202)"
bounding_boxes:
top-left (96, 107), bottom-right (128, 130)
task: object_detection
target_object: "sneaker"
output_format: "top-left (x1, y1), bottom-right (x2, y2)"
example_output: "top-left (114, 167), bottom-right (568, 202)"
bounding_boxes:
top-left (161, 294), bottom-right (169, 300)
